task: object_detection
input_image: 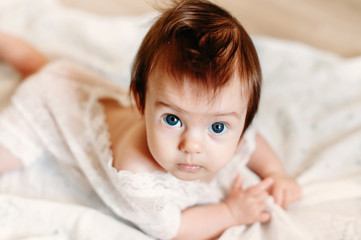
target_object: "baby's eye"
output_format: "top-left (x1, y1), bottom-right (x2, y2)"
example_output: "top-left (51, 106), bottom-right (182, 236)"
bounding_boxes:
top-left (209, 122), bottom-right (227, 134)
top-left (163, 114), bottom-right (182, 127)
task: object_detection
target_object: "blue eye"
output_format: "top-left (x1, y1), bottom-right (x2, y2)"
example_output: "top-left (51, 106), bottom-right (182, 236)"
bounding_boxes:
top-left (209, 122), bottom-right (227, 134)
top-left (163, 114), bottom-right (181, 127)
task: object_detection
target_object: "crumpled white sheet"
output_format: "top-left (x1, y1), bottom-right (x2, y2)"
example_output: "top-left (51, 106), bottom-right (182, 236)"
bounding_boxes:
top-left (0, 0), bottom-right (361, 239)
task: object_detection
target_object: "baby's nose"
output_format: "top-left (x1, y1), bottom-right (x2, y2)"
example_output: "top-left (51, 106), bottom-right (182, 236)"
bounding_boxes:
top-left (178, 133), bottom-right (203, 154)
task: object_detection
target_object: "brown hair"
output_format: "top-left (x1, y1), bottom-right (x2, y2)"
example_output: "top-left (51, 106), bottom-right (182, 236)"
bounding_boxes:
top-left (130, 0), bottom-right (261, 133)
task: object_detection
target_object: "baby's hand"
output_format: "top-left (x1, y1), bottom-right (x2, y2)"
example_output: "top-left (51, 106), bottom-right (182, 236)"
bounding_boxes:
top-left (224, 175), bottom-right (273, 226)
top-left (269, 174), bottom-right (302, 209)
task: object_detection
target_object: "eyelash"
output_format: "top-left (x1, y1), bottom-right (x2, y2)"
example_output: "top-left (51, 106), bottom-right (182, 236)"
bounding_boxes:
top-left (162, 114), bottom-right (228, 134)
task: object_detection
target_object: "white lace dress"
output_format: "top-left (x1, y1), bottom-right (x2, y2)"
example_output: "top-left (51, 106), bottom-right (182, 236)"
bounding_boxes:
top-left (0, 60), bottom-right (256, 239)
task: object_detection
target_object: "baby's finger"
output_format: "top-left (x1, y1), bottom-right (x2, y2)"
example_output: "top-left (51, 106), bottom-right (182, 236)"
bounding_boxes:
top-left (259, 211), bottom-right (271, 223)
top-left (272, 186), bottom-right (284, 207)
top-left (231, 174), bottom-right (243, 191)
top-left (283, 188), bottom-right (298, 209)
top-left (246, 177), bottom-right (274, 195)
top-left (283, 191), bottom-right (292, 209)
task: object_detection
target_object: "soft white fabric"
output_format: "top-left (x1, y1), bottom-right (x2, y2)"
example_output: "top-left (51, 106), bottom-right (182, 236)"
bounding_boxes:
top-left (0, 0), bottom-right (361, 239)
top-left (0, 60), bottom-right (256, 239)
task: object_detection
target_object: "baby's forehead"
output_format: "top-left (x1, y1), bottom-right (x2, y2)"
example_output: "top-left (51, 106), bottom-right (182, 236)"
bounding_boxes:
top-left (148, 66), bottom-right (248, 96)
top-left (148, 67), bottom-right (249, 107)
top-left (150, 83), bottom-right (248, 123)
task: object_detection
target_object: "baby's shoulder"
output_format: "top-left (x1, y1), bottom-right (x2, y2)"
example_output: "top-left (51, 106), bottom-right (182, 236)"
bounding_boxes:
top-left (112, 125), bottom-right (165, 173)
top-left (115, 148), bottom-right (164, 174)
top-left (102, 101), bottom-right (165, 174)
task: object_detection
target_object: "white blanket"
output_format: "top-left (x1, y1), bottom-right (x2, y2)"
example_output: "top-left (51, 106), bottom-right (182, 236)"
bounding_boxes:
top-left (0, 0), bottom-right (360, 239)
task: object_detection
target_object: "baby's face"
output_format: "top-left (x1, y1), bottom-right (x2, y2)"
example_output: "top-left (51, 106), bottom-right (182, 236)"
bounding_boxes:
top-left (144, 69), bottom-right (248, 181)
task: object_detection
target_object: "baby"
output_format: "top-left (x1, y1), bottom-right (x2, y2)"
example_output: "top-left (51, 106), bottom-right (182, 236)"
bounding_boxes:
top-left (0, 0), bottom-right (301, 239)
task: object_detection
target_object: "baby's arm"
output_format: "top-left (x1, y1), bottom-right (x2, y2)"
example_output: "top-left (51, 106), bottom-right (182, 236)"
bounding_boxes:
top-left (174, 176), bottom-right (273, 240)
top-left (247, 133), bottom-right (302, 209)
top-left (0, 32), bottom-right (48, 78)
top-left (0, 145), bottom-right (23, 173)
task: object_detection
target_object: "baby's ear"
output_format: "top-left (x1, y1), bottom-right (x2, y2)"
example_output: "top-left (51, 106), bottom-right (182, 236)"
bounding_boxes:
top-left (131, 91), bottom-right (144, 115)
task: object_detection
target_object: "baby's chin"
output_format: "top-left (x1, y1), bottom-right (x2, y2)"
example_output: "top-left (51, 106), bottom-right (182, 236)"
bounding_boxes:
top-left (170, 168), bottom-right (215, 182)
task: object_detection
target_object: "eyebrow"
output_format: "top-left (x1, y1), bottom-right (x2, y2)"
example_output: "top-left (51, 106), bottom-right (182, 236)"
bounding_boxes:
top-left (155, 100), bottom-right (242, 120)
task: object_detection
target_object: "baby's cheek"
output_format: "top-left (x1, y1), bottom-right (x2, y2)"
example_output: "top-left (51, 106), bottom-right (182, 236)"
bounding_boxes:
top-left (209, 146), bottom-right (234, 170)
top-left (150, 133), bottom-right (175, 159)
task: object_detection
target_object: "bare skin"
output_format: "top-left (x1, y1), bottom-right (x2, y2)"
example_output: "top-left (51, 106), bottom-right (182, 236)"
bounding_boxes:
top-left (248, 134), bottom-right (302, 209)
top-left (100, 99), bottom-right (165, 173)
top-left (0, 33), bottom-right (48, 78)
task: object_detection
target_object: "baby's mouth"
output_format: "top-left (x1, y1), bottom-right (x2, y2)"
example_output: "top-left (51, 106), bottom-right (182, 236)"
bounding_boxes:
top-left (177, 163), bottom-right (202, 173)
